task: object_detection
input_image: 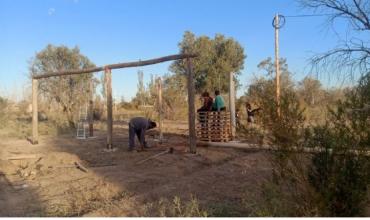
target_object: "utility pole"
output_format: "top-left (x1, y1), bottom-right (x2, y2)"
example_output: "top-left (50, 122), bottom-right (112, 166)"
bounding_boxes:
top-left (273, 13), bottom-right (284, 117)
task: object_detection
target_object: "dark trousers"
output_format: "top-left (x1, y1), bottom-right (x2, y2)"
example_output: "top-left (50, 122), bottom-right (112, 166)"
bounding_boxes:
top-left (128, 123), bottom-right (145, 149)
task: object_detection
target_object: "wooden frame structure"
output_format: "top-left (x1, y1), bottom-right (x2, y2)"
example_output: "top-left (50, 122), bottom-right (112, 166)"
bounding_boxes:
top-left (31, 53), bottom-right (198, 153)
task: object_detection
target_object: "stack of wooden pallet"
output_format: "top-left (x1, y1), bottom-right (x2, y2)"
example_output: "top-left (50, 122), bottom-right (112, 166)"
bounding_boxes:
top-left (196, 111), bottom-right (231, 142)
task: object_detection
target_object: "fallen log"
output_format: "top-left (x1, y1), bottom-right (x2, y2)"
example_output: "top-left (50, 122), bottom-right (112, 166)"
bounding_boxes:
top-left (49, 161), bottom-right (88, 173)
top-left (7, 154), bottom-right (43, 160)
top-left (89, 163), bottom-right (117, 168)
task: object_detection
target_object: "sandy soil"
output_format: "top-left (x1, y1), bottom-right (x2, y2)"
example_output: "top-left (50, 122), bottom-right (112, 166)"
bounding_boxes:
top-left (0, 121), bottom-right (272, 217)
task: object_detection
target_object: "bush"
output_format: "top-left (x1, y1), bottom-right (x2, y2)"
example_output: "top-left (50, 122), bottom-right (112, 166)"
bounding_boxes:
top-left (304, 74), bottom-right (370, 216)
top-left (254, 73), bottom-right (370, 217)
top-left (0, 96), bottom-right (8, 128)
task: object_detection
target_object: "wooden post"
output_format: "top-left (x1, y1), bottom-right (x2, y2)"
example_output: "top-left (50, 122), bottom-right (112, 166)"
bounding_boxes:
top-left (186, 58), bottom-right (197, 154)
top-left (274, 13), bottom-right (281, 117)
top-left (105, 68), bottom-right (113, 149)
top-left (157, 77), bottom-right (163, 141)
top-left (32, 79), bottom-right (38, 144)
top-left (229, 72), bottom-right (236, 139)
top-left (186, 58), bottom-right (196, 153)
top-left (88, 80), bottom-right (94, 137)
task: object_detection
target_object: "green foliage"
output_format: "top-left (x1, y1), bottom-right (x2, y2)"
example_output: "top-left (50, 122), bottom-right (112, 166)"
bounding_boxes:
top-left (298, 76), bottom-right (324, 106)
top-left (170, 31), bottom-right (246, 93)
top-left (253, 72), bottom-right (370, 217)
top-left (304, 73), bottom-right (370, 216)
top-left (29, 44), bottom-right (96, 128)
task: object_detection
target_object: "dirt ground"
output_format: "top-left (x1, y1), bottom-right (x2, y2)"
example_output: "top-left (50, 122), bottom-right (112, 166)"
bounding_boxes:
top-left (0, 121), bottom-right (272, 217)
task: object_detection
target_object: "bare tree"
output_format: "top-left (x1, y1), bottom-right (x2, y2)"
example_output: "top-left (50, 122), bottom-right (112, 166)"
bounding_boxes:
top-left (299, 0), bottom-right (370, 79)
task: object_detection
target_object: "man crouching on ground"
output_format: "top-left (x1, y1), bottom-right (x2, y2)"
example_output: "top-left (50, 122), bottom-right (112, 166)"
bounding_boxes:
top-left (128, 117), bottom-right (157, 151)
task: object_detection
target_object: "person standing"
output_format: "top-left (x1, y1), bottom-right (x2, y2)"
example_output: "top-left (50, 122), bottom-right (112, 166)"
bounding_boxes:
top-left (246, 102), bottom-right (261, 123)
top-left (212, 90), bottom-right (226, 111)
top-left (197, 91), bottom-right (213, 112)
top-left (128, 117), bottom-right (157, 151)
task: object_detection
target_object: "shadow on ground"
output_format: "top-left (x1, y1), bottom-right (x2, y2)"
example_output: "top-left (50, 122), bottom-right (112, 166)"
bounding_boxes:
top-left (0, 120), bottom-right (272, 216)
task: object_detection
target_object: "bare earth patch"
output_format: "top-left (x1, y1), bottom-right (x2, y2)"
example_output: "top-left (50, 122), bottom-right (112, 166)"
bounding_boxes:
top-left (0, 122), bottom-right (272, 217)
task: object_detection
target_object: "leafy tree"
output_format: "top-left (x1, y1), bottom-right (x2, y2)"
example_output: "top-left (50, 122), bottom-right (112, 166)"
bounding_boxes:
top-left (170, 31), bottom-right (246, 94)
top-left (298, 76), bottom-right (324, 106)
top-left (305, 73), bottom-right (370, 216)
top-left (29, 45), bottom-right (96, 128)
top-left (137, 70), bottom-right (146, 105)
top-left (246, 58), bottom-right (296, 111)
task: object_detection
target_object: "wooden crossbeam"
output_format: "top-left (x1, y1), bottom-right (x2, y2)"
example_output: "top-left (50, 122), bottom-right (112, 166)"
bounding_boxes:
top-left (32, 53), bottom-right (197, 79)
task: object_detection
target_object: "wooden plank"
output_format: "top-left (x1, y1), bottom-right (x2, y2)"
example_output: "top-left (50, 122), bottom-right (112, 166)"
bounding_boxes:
top-left (186, 58), bottom-right (197, 154)
top-left (105, 68), bottom-right (113, 149)
top-left (157, 77), bottom-right (163, 141)
top-left (32, 79), bottom-right (38, 145)
top-left (229, 72), bottom-right (236, 138)
top-left (7, 154), bottom-right (42, 160)
top-left (33, 54), bottom-right (198, 79)
top-left (88, 80), bottom-right (94, 137)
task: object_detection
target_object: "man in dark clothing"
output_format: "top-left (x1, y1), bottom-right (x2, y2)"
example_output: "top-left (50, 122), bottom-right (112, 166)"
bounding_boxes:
top-left (128, 117), bottom-right (157, 151)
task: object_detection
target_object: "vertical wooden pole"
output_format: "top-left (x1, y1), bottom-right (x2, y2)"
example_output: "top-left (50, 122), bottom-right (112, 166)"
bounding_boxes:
top-left (32, 78), bottom-right (38, 144)
top-left (105, 68), bottom-right (113, 149)
top-left (229, 72), bottom-right (236, 139)
top-left (186, 58), bottom-right (196, 153)
top-left (157, 77), bottom-right (163, 141)
top-left (88, 80), bottom-right (94, 137)
top-left (275, 13), bottom-right (281, 117)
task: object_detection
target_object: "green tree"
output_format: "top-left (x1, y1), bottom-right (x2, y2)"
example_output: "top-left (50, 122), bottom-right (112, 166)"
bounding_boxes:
top-left (246, 58), bottom-right (296, 111)
top-left (170, 31), bottom-right (246, 94)
top-left (136, 70), bottom-right (146, 105)
top-left (29, 45), bottom-right (96, 128)
top-left (298, 76), bottom-right (324, 106)
top-left (305, 73), bottom-right (370, 216)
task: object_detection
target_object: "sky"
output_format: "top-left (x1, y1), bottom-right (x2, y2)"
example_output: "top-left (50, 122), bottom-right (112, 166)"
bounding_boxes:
top-left (0, 0), bottom-right (350, 101)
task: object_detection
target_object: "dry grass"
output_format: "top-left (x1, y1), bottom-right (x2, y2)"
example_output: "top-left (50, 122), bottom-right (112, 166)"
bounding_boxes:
top-left (44, 180), bottom-right (127, 217)
top-left (142, 195), bottom-right (209, 217)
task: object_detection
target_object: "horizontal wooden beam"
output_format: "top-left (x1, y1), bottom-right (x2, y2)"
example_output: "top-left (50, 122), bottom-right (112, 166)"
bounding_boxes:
top-left (33, 53), bottom-right (198, 79)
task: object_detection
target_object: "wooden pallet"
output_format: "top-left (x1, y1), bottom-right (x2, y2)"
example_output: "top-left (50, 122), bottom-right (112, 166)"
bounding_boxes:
top-left (196, 111), bottom-right (231, 142)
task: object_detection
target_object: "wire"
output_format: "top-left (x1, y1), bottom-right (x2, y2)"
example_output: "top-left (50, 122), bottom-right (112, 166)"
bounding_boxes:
top-left (272, 13), bottom-right (337, 29)
top-left (284, 13), bottom-right (336, 18)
